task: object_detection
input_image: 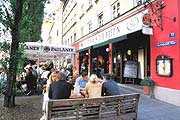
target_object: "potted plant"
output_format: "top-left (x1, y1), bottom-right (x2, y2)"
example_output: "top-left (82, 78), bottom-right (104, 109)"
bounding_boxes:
top-left (140, 77), bottom-right (155, 95)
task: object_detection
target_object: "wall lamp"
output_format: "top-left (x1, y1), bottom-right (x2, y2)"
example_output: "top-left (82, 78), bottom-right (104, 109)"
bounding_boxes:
top-left (106, 48), bottom-right (109, 52)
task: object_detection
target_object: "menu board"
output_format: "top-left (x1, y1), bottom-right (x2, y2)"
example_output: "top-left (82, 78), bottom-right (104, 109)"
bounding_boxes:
top-left (123, 61), bottom-right (138, 78)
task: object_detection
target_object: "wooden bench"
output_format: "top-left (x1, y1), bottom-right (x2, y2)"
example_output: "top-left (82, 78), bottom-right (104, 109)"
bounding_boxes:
top-left (45, 93), bottom-right (140, 120)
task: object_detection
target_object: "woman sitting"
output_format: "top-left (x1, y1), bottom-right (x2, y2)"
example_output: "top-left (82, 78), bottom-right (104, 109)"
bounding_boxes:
top-left (85, 74), bottom-right (102, 98)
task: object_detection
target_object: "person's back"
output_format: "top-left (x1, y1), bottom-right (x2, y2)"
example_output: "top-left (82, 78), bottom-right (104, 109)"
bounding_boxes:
top-left (86, 82), bottom-right (102, 98)
top-left (85, 74), bottom-right (102, 98)
top-left (49, 72), bottom-right (73, 99)
top-left (102, 74), bottom-right (120, 96)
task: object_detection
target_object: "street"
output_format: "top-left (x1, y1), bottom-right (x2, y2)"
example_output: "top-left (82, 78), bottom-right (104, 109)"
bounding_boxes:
top-left (120, 84), bottom-right (180, 120)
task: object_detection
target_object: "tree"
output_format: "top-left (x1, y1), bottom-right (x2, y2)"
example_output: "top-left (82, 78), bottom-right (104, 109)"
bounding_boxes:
top-left (0, 0), bottom-right (46, 107)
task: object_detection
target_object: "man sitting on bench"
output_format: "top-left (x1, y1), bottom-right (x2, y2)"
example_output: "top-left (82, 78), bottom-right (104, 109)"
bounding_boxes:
top-left (49, 72), bottom-right (73, 99)
top-left (102, 74), bottom-right (121, 96)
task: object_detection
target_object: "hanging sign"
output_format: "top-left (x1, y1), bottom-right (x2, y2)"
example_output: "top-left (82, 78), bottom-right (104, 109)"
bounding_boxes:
top-left (142, 13), bottom-right (151, 27)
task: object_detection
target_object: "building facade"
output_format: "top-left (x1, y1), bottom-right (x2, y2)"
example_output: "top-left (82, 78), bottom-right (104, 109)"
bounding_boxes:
top-left (58, 0), bottom-right (180, 107)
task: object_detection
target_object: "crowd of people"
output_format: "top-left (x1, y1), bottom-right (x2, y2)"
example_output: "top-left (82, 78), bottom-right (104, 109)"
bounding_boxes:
top-left (0, 60), bottom-right (121, 120)
top-left (40, 69), bottom-right (121, 120)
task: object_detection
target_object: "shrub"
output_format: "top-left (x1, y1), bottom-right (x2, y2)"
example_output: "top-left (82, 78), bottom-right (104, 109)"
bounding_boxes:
top-left (140, 77), bottom-right (155, 87)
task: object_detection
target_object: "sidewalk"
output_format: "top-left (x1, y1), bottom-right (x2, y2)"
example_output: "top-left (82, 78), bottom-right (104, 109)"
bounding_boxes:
top-left (119, 84), bottom-right (180, 120)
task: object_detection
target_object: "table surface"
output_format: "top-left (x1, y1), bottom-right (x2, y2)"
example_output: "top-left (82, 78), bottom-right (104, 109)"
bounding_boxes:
top-left (70, 90), bottom-right (84, 99)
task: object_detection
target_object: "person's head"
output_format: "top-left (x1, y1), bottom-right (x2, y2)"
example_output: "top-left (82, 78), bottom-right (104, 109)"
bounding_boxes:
top-left (103, 74), bottom-right (115, 82)
top-left (73, 70), bottom-right (79, 75)
top-left (90, 74), bottom-right (97, 83)
top-left (50, 72), bottom-right (58, 82)
top-left (57, 72), bottom-right (67, 81)
top-left (81, 71), bottom-right (88, 80)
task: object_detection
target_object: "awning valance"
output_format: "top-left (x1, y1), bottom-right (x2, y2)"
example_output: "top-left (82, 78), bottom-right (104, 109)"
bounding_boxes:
top-left (24, 42), bottom-right (75, 60)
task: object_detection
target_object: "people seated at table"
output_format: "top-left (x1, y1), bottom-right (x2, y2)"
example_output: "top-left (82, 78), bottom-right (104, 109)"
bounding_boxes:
top-left (49, 72), bottom-right (73, 99)
top-left (101, 74), bottom-right (120, 96)
top-left (74, 71), bottom-right (89, 97)
top-left (85, 74), bottom-right (102, 98)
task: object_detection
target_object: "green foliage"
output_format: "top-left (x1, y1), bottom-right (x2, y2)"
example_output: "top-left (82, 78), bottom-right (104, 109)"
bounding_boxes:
top-left (19, 0), bottom-right (45, 42)
top-left (0, 42), bottom-right (10, 71)
top-left (140, 77), bottom-right (155, 87)
top-left (0, 0), bottom-right (46, 107)
top-left (0, 0), bottom-right (46, 73)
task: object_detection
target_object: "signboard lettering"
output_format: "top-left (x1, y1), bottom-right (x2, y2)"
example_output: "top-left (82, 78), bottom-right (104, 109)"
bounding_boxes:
top-left (26, 46), bottom-right (40, 50)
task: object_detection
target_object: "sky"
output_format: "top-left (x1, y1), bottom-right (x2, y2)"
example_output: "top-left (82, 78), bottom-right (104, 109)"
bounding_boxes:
top-left (41, 0), bottom-right (61, 42)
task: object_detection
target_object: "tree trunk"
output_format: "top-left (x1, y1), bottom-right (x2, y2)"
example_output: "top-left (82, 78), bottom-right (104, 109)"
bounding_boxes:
top-left (4, 75), bottom-right (16, 107)
top-left (4, 94), bottom-right (15, 107)
top-left (4, 0), bottom-right (23, 108)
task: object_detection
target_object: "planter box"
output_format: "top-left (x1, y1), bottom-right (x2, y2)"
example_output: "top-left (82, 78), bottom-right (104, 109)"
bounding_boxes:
top-left (143, 86), bottom-right (152, 95)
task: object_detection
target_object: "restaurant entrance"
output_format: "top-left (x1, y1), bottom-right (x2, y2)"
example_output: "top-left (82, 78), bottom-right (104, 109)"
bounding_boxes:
top-left (112, 31), bottom-right (150, 84)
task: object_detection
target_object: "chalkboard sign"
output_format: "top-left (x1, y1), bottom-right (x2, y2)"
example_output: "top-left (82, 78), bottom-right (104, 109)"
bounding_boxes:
top-left (123, 61), bottom-right (138, 78)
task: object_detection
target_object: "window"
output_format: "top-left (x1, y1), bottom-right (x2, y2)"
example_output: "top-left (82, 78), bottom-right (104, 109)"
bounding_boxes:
top-left (81, 4), bottom-right (84, 13)
top-left (98, 13), bottom-right (103, 27)
top-left (71, 36), bottom-right (73, 43)
top-left (74, 33), bottom-right (76, 41)
top-left (112, 1), bottom-right (120, 19)
top-left (80, 4), bottom-right (85, 19)
top-left (57, 30), bottom-right (58, 36)
top-left (133, 0), bottom-right (147, 6)
top-left (81, 27), bottom-right (84, 37)
top-left (89, 0), bottom-right (92, 5)
top-left (117, 2), bottom-right (120, 17)
top-left (112, 5), bottom-right (116, 19)
top-left (74, 14), bottom-right (76, 22)
top-left (88, 21), bottom-right (92, 33)
top-left (67, 38), bottom-right (69, 45)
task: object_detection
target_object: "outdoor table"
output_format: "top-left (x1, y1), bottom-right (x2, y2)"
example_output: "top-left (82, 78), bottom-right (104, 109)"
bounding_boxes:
top-left (70, 90), bottom-right (84, 99)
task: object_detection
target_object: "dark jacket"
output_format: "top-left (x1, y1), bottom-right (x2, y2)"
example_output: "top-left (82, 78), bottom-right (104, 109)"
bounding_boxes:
top-left (101, 80), bottom-right (120, 96)
top-left (49, 80), bottom-right (73, 99)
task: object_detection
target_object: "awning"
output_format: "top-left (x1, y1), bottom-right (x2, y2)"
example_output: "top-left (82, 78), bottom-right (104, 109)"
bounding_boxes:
top-left (93, 35), bottom-right (127, 49)
top-left (76, 46), bottom-right (91, 53)
top-left (24, 42), bottom-right (75, 60)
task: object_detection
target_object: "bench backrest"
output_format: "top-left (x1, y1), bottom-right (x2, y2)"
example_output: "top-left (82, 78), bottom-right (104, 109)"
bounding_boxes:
top-left (45, 93), bottom-right (140, 120)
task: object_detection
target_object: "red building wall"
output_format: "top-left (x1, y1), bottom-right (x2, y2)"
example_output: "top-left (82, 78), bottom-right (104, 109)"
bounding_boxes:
top-left (151, 0), bottom-right (180, 89)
